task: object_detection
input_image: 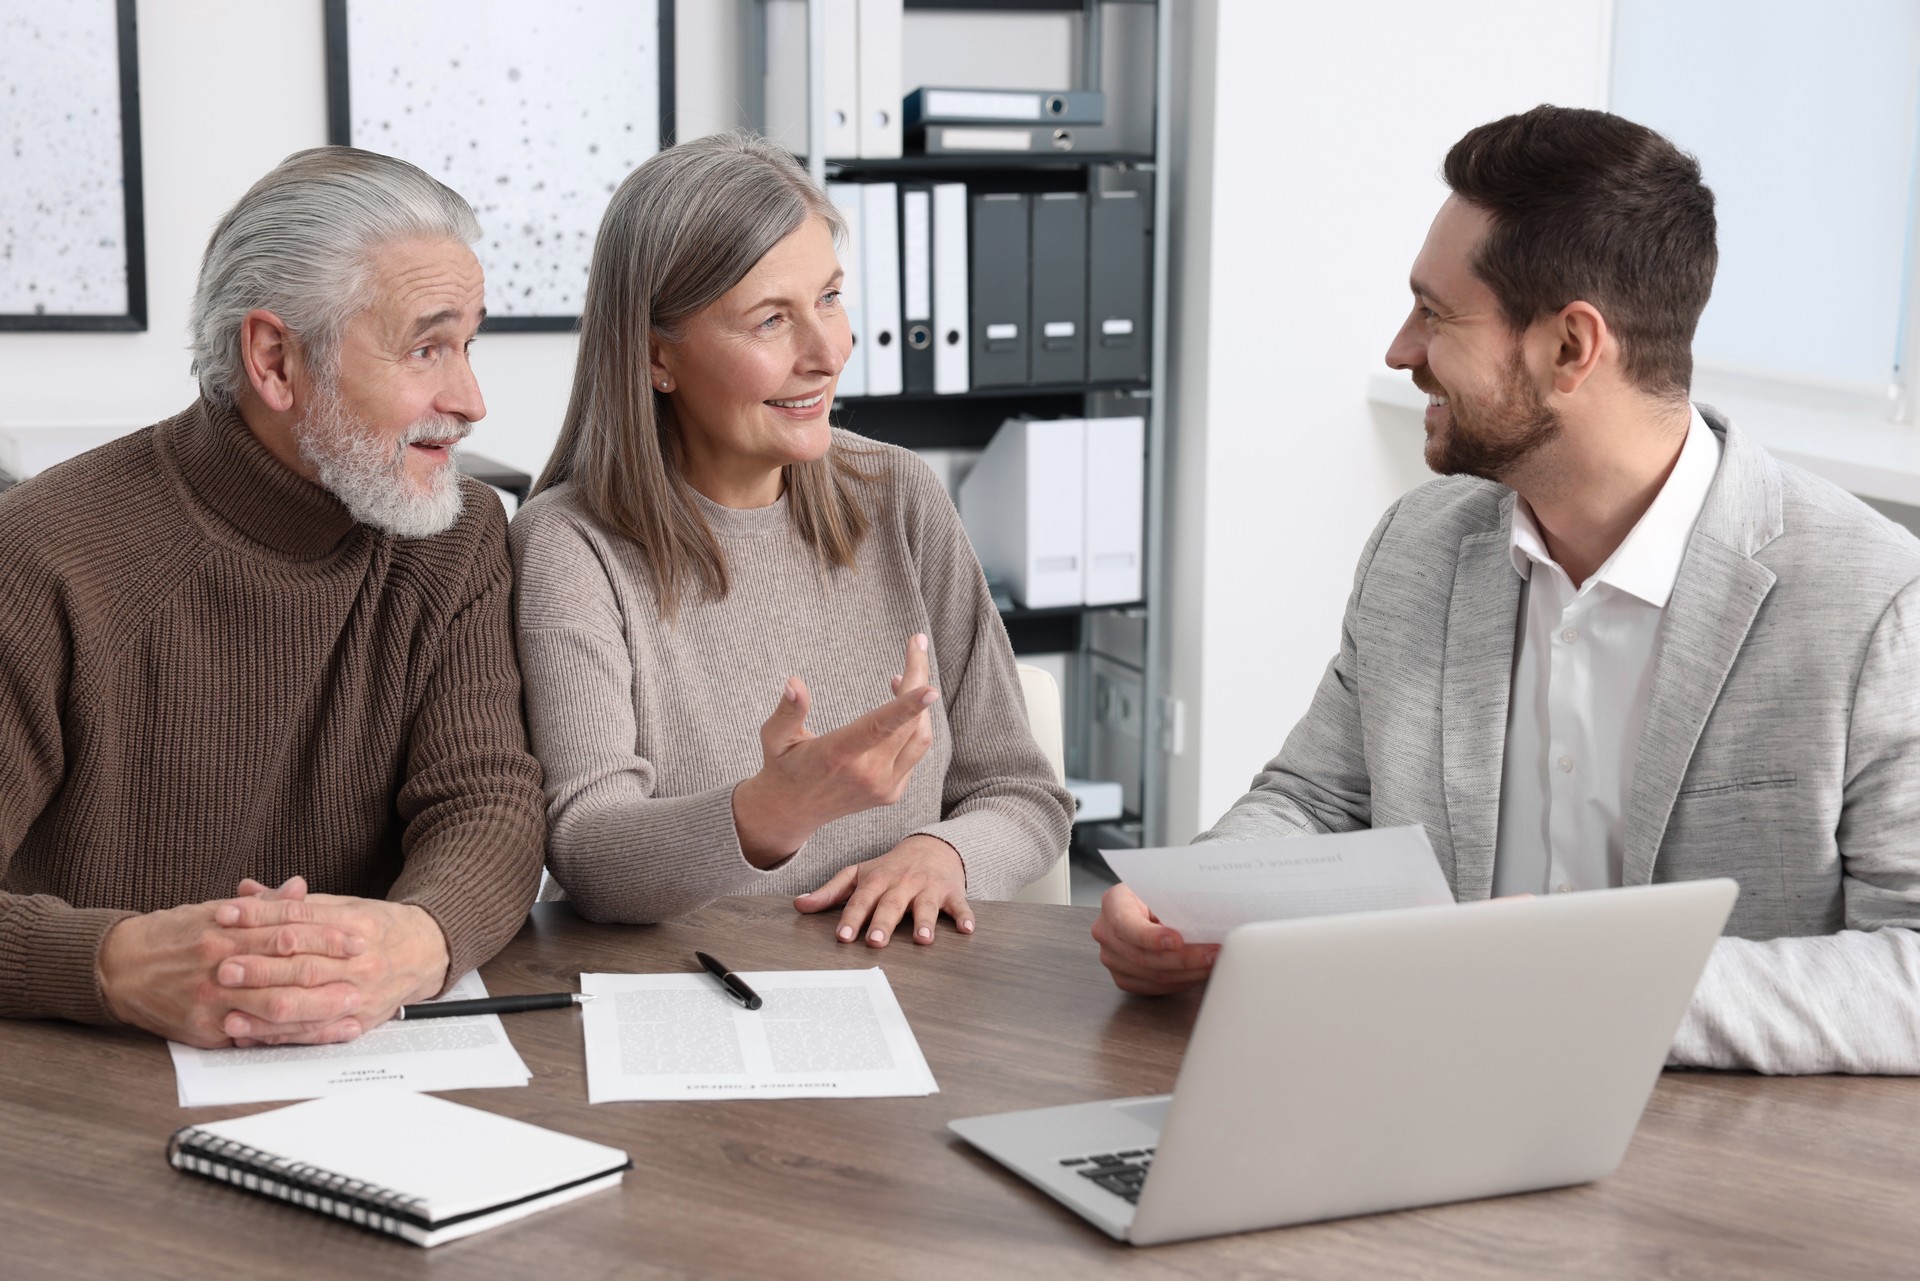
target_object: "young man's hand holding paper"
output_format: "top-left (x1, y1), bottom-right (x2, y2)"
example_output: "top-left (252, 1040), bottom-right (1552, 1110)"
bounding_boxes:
top-left (1100, 825), bottom-right (1454, 945)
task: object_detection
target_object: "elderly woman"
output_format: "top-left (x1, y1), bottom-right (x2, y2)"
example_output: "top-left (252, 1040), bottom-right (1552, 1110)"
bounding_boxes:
top-left (510, 132), bottom-right (1073, 948)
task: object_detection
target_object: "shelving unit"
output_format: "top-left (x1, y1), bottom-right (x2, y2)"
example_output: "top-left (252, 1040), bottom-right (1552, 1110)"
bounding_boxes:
top-left (819, 151), bottom-right (1155, 173)
top-left (834, 388), bottom-right (1147, 452)
top-left (763, 0), bottom-right (1172, 849)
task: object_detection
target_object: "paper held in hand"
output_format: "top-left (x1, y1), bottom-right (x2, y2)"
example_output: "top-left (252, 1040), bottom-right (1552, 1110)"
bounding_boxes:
top-left (1100, 825), bottom-right (1455, 943)
top-left (579, 968), bottom-right (938, 1103)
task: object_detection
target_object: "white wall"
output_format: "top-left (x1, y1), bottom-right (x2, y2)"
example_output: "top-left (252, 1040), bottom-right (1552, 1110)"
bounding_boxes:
top-left (1161, 0), bottom-right (1613, 841)
top-left (0, 1), bottom-right (328, 437)
top-left (0, 0), bottom-right (746, 482)
top-left (1612, 0), bottom-right (1920, 392)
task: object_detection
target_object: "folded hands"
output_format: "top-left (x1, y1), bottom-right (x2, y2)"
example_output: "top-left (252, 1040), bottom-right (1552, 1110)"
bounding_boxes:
top-left (97, 875), bottom-right (448, 1048)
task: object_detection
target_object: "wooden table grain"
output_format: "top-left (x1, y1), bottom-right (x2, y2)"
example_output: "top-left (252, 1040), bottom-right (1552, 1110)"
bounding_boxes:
top-left (5, 897), bottom-right (1920, 1280)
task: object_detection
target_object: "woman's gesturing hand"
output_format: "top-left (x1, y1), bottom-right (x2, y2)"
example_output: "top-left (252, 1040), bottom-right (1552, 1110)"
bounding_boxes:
top-left (731, 634), bottom-right (939, 866)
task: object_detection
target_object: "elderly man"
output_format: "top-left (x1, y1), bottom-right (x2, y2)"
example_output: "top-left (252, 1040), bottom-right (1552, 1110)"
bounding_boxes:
top-left (1096, 105), bottom-right (1920, 1074)
top-left (0, 147), bottom-right (544, 1047)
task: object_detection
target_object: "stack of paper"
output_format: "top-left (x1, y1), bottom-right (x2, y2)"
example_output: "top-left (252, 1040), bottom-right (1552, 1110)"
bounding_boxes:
top-left (167, 971), bottom-right (533, 1107)
top-left (579, 968), bottom-right (938, 1103)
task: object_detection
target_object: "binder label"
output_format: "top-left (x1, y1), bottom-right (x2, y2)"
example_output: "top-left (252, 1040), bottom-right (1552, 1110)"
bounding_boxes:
top-left (926, 90), bottom-right (1042, 121)
top-left (937, 127), bottom-right (1035, 152)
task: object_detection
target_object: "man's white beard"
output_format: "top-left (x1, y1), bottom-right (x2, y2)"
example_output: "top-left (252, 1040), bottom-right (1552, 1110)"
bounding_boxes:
top-left (295, 381), bottom-right (469, 539)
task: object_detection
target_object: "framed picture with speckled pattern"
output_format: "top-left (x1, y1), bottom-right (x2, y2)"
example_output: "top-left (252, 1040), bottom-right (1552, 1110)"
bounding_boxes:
top-left (324, 0), bottom-right (675, 332)
top-left (0, 0), bottom-right (147, 332)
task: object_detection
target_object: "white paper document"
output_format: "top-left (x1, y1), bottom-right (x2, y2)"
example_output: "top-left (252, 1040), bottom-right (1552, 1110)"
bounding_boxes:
top-left (167, 970), bottom-right (532, 1108)
top-left (1101, 825), bottom-right (1456, 944)
top-left (579, 968), bottom-right (938, 1103)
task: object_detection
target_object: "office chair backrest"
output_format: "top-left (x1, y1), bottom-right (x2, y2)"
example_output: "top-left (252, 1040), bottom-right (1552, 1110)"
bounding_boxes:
top-left (1010, 663), bottom-right (1071, 905)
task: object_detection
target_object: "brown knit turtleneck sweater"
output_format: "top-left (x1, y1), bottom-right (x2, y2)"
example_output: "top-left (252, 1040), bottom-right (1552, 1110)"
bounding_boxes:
top-left (0, 400), bottom-right (546, 1025)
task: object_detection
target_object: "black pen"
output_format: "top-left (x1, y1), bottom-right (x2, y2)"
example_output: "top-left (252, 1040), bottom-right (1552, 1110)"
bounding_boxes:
top-left (396, 992), bottom-right (593, 1020)
top-left (695, 951), bottom-right (763, 1010)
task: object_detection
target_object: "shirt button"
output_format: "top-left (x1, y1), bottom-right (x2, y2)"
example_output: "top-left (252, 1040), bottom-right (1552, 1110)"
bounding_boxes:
top-left (1558, 755), bottom-right (1575, 774)
top-left (1560, 627), bottom-right (1578, 644)
top-left (1555, 882), bottom-right (1574, 894)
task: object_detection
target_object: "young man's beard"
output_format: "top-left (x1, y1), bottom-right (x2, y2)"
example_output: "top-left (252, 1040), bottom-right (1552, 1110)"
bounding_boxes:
top-left (1423, 345), bottom-right (1562, 484)
top-left (295, 380), bottom-right (469, 539)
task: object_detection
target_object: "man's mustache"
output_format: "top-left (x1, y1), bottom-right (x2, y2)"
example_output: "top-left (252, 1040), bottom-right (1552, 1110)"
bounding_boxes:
top-left (383, 417), bottom-right (474, 463)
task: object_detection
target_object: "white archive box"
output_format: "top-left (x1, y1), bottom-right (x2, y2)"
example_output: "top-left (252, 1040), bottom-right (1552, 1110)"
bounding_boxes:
top-left (959, 417), bottom-right (1086, 608)
top-left (1083, 415), bottom-right (1144, 606)
top-left (957, 416), bottom-right (1145, 609)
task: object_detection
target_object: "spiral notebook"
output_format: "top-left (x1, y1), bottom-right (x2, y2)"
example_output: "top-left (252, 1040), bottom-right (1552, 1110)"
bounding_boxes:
top-left (167, 1090), bottom-right (631, 1247)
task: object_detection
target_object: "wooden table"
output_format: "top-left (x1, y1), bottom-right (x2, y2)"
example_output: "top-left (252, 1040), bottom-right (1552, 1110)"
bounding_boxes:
top-left (6, 898), bottom-right (1920, 1280)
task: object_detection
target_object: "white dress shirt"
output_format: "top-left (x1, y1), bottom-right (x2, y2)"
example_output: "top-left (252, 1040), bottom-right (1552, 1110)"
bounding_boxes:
top-left (1491, 407), bottom-right (1722, 897)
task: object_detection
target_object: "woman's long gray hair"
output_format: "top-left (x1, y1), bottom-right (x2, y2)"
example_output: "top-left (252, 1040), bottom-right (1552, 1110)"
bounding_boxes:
top-left (535, 131), bottom-right (874, 617)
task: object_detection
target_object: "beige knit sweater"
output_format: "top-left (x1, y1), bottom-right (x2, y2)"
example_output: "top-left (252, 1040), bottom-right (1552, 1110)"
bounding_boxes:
top-left (508, 432), bottom-right (1073, 922)
top-left (0, 400), bottom-right (547, 1025)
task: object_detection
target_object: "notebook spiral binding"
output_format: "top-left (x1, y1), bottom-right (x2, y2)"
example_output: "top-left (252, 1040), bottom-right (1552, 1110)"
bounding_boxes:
top-left (167, 1127), bottom-right (432, 1237)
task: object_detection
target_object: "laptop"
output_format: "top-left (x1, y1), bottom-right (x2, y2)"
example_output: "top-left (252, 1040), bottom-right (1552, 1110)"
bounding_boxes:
top-left (949, 879), bottom-right (1737, 1246)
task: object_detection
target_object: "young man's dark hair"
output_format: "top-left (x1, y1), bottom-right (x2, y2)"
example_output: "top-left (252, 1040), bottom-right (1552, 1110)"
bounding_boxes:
top-left (1443, 104), bottom-right (1717, 400)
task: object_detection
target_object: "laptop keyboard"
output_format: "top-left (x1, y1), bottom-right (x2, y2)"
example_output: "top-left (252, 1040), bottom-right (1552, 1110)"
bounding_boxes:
top-left (1058, 1148), bottom-right (1155, 1204)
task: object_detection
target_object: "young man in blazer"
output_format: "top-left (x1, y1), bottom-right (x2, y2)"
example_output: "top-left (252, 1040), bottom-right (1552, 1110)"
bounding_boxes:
top-left (1096, 105), bottom-right (1920, 1074)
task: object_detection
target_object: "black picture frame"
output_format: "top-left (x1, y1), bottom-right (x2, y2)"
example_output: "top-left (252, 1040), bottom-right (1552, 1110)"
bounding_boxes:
top-left (323, 0), bottom-right (676, 333)
top-left (0, 0), bottom-right (148, 333)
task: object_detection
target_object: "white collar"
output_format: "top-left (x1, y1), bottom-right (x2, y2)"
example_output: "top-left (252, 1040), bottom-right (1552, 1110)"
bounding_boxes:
top-left (1508, 404), bottom-right (1722, 607)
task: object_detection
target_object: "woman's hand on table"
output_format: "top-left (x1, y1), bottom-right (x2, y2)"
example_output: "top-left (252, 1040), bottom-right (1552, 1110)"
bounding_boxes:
top-left (794, 833), bottom-right (974, 947)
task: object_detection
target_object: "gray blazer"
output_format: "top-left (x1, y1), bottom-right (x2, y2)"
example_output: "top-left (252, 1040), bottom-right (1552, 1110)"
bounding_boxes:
top-left (1206, 409), bottom-right (1920, 1073)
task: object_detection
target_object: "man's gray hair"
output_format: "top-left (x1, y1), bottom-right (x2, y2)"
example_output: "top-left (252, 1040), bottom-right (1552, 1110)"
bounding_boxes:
top-left (189, 146), bottom-right (481, 407)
